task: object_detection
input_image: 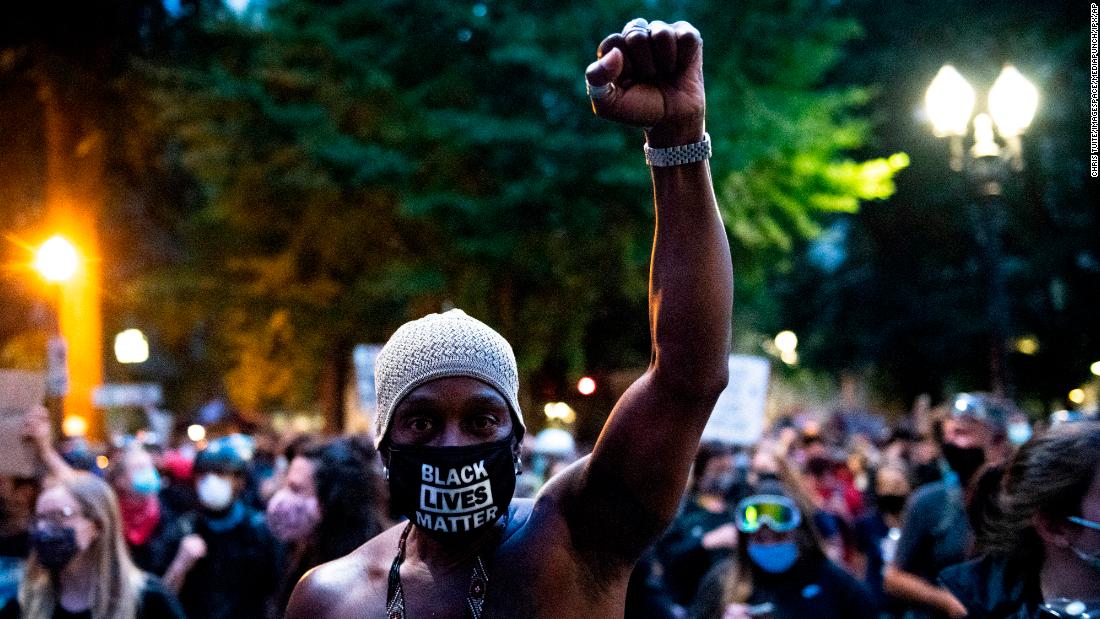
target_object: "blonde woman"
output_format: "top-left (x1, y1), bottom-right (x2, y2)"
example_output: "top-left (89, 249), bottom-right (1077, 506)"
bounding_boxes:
top-left (0, 472), bottom-right (185, 619)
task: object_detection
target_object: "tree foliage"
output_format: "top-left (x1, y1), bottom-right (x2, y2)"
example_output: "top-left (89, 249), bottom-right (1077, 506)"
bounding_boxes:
top-left (138, 0), bottom-right (899, 421)
top-left (769, 0), bottom-right (1094, 410)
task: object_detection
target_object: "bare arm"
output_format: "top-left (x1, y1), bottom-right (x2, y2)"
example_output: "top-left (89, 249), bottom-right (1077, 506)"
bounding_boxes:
top-left (558, 19), bottom-right (732, 563)
top-left (23, 405), bottom-right (73, 481)
top-left (161, 534), bottom-right (206, 594)
top-left (883, 565), bottom-right (968, 619)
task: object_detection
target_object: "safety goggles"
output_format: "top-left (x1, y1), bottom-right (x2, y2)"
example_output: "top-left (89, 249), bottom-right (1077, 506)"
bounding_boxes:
top-left (734, 494), bottom-right (801, 533)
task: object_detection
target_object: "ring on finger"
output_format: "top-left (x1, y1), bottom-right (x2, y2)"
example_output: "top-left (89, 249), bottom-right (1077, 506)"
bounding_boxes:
top-left (586, 79), bottom-right (615, 100)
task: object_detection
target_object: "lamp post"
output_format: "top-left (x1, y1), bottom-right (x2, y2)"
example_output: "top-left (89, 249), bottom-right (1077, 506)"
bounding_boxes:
top-left (34, 235), bottom-right (78, 435)
top-left (925, 64), bottom-right (1038, 397)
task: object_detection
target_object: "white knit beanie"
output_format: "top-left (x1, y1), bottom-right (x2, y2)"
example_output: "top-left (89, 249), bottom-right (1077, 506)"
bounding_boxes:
top-left (374, 309), bottom-right (524, 448)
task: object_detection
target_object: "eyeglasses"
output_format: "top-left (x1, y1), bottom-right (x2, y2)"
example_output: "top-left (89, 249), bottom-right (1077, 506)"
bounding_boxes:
top-left (32, 505), bottom-right (83, 530)
top-left (734, 494), bottom-right (801, 533)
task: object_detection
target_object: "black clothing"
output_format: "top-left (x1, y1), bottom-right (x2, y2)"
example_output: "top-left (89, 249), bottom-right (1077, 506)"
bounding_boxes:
top-left (853, 511), bottom-right (906, 616)
top-left (130, 504), bottom-right (187, 577)
top-left (176, 504), bottom-right (279, 619)
top-left (157, 482), bottom-right (197, 518)
top-left (0, 533), bottom-right (29, 611)
top-left (0, 534), bottom-right (28, 560)
top-left (625, 548), bottom-right (682, 619)
top-left (938, 554), bottom-right (1042, 619)
top-left (893, 479), bottom-right (972, 619)
top-left (0, 574), bottom-right (185, 619)
top-left (656, 500), bottom-right (732, 606)
top-left (691, 554), bottom-right (878, 619)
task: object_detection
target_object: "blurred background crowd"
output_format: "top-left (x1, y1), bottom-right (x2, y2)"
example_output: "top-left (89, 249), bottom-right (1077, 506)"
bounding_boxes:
top-left (1, 392), bottom-right (1097, 618)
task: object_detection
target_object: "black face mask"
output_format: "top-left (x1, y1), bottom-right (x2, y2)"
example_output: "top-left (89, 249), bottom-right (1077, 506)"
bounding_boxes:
top-left (876, 494), bottom-right (907, 516)
top-left (941, 443), bottom-right (985, 485)
top-left (30, 525), bottom-right (79, 570)
top-left (387, 438), bottom-right (516, 541)
top-left (912, 462), bottom-right (942, 487)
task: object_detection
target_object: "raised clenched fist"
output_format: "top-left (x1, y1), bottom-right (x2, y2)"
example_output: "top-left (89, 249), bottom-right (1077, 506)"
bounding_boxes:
top-left (585, 18), bottom-right (705, 148)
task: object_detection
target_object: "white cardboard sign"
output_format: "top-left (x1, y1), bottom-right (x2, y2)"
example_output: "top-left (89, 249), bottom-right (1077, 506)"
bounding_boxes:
top-left (0, 370), bottom-right (47, 477)
top-left (701, 355), bottom-right (771, 446)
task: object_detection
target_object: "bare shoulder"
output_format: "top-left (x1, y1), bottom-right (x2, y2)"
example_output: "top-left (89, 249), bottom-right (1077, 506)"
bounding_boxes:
top-left (285, 523), bottom-right (406, 619)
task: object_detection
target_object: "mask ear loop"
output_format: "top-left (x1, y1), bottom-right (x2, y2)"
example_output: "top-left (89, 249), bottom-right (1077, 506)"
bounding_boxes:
top-left (513, 453), bottom-right (522, 476)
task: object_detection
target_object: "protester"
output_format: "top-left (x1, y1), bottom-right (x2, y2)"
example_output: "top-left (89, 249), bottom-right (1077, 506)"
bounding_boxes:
top-left (166, 439), bottom-right (278, 619)
top-left (939, 421), bottom-right (1100, 618)
top-left (885, 392), bottom-right (1014, 619)
top-left (0, 476), bottom-right (35, 611)
top-left (657, 442), bottom-right (742, 608)
top-left (106, 445), bottom-right (188, 577)
top-left (269, 436), bottom-right (389, 614)
top-left (852, 462), bottom-right (912, 617)
top-left (156, 445), bottom-right (197, 517)
top-left (690, 461), bottom-right (877, 619)
top-left (285, 18), bottom-right (733, 618)
top-left (0, 471), bottom-right (185, 619)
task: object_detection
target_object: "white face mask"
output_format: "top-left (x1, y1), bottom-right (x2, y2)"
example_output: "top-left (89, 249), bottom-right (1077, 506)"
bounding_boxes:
top-left (197, 474), bottom-right (235, 511)
top-left (1007, 422), bottom-right (1032, 445)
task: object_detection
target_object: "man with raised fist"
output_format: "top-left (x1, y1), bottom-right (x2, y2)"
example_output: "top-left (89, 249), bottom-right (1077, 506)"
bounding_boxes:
top-left (286, 18), bottom-right (732, 618)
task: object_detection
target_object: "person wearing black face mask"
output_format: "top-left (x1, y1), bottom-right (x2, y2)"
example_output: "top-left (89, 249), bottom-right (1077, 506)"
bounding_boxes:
top-left (852, 464), bottom-right (912, 618)
top-left (653, 442), bottom-right (743, 610)
top-left (286, 17), bottom-right (734, 619)
top-left (938, 421), bottom-right (1100, 619)
top-left (0, 472), bottom-right (185, 619)
top-left (885, 393), bottom-right (1014, 619)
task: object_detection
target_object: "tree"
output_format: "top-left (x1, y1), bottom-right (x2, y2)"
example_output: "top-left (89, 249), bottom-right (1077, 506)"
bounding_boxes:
top-left (770, 0), bottom-right (1095, 410)
top-left (144, 0), bottom-right (902, 432)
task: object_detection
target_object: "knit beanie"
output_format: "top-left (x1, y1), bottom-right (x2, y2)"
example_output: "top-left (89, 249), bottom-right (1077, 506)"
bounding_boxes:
top-left (374, 309), bottom-right (524, 448)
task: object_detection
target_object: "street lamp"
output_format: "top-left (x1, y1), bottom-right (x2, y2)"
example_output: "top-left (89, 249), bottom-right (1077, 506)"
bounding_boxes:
top-left (34, 235), bottom-right (79, 283)
top-left (774, 330), bottom-right (799, 366)
top-left (33, 235), bottom-right (80, 435)
top-left (925, 64), bottom-right (1038, 397)
top-left (114, 329), bottom-right (150, 364)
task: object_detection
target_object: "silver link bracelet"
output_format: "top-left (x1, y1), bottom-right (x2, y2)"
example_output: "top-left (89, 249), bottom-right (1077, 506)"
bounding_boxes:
top-left (643, 132), bottom-right (712, 167)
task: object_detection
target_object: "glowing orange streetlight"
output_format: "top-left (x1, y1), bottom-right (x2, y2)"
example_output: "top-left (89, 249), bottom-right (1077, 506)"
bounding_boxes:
top-left (34, 235), bottom-right (79, 282)
top-left (32, 234), bottom-right (96, 438)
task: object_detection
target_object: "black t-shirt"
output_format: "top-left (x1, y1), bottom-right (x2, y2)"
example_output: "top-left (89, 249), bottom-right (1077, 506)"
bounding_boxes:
top-left (0, 574), bottom-right (185, 619)
top-left (691, 554), bottom-right (878, 619)
top-left (892, 480), bottom-right (973, 619)
top-left (655, 500), bottom-right (733, 605)
top-left (938, 554), bottom-right (1042, 619)
top-left (177, 504), bottom-right (279, 619)
top-left (894, 481), bottom-right (971, 579)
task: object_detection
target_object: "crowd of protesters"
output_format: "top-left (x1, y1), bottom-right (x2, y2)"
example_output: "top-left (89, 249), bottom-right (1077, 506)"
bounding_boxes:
top-left (0, 406), bottom-right (393, 619)
top-left (0, 393), bottom-right (1095, 618)
top-left (624, 393), bottom-right (1100, 619)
